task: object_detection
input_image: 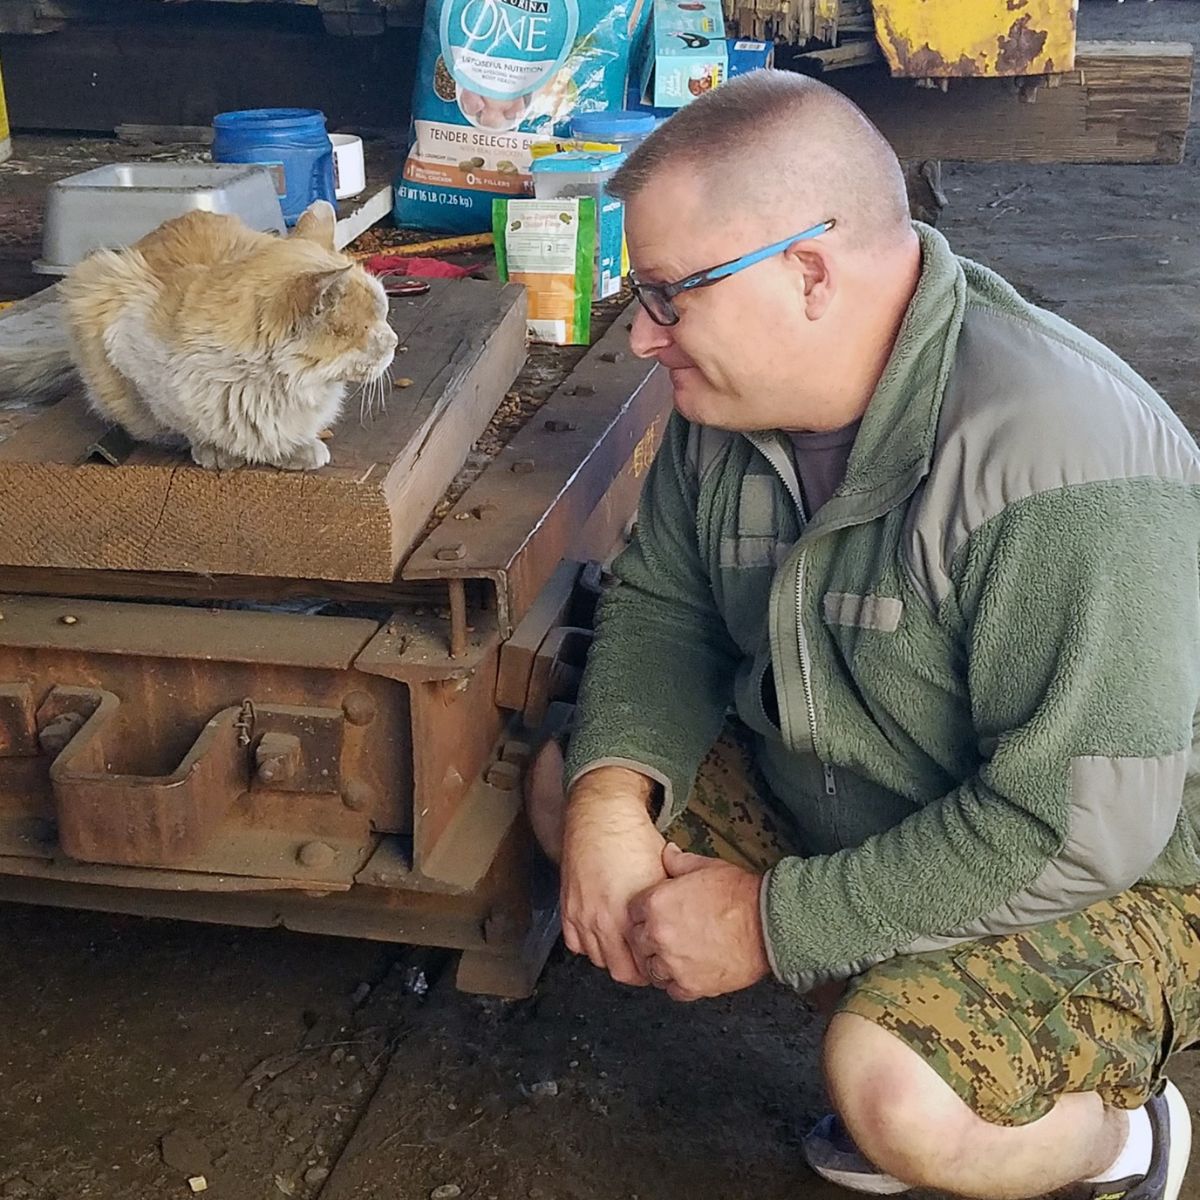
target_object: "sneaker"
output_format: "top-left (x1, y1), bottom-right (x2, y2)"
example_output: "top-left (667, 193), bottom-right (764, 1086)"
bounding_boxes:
top-left (1089, 1081), bottom-right (1192, 1200)
top-left (802, 1114), bottom-right (912, 1195)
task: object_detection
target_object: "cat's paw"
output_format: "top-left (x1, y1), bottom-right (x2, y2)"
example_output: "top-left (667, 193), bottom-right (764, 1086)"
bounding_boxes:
top-left (191, 443), bottom-right (246, 471)
top-left (277, 438), bottom-right (331, 471)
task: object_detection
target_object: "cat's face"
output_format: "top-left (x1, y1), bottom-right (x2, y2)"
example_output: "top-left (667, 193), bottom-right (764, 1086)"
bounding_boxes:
top-left (296, 267), bottom-right (398, 385)
top-left (259, 203), bottom-right (399, 387)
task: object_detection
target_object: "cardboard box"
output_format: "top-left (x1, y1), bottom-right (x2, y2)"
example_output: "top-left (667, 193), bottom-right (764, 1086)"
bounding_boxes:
top-left (639, 0), bottom-right (727, 109)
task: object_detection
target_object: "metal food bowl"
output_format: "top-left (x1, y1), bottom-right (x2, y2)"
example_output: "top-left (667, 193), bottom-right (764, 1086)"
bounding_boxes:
top-left (35, 161), bottom-right (287, 275)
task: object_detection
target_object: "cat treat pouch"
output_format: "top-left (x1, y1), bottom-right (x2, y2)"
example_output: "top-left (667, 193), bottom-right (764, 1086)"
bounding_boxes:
top-left (394, 0), bottom-right (645, 233)
top-left (493, 197), bottom-right (594, 345)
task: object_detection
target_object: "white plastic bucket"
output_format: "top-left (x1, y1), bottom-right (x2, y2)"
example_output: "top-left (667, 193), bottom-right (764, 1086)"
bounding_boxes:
top-left (331, 133), bottom-right (365, 200)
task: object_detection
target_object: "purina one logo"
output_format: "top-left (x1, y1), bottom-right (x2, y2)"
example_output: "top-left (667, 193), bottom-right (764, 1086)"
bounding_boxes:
top-left (441, 0), bottom-right (579, 99)
top-left (461, 0), bottom-right (551, 53)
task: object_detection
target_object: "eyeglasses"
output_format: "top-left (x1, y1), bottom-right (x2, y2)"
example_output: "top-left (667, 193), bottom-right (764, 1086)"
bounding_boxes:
top-left (628, 218), bottom-right (836, 327)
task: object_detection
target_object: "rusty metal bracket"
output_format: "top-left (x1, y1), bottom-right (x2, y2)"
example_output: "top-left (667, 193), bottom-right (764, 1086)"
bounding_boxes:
top-left (42, 687), bottom-right (348, 870)
top-left (246, 706), bottom-right (345, 795)
top-left (0, 683), bottom-right (37, 757)
top-left (46, 687), bottom-right (247, 868)
top-left (522, 626), bottom-right (591, 730)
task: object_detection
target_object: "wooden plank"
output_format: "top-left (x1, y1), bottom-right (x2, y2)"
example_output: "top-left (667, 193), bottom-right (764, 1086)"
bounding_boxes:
top-left (840, 41), bottom-right (1194, 164)
top-left (0, 280), bottom-right (528, 583)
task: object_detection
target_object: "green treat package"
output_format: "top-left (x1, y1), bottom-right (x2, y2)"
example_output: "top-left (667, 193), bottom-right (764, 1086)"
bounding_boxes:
top-left (493, 197), bottom-right (595, 346)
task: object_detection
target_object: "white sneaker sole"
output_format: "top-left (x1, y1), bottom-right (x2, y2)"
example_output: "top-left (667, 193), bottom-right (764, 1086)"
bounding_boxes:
top-left (805, 1163), bottom-right (913, 1196)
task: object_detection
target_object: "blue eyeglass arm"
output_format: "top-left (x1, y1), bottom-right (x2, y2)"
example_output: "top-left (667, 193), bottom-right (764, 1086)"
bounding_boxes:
top-left (674, 218), bottom-right (836, 294)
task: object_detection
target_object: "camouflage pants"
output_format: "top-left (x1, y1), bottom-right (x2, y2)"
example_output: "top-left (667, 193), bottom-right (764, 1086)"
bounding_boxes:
top-left (672, 726), bottom-right (1200, 1127)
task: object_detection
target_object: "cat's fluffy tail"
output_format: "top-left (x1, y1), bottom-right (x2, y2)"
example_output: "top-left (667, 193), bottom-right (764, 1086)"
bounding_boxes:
top-left (0, 344), bottom-right (78, 405)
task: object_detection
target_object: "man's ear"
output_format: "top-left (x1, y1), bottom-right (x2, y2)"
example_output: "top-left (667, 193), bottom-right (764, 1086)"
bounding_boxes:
top-left (787, 243), bottom-right (835, 320)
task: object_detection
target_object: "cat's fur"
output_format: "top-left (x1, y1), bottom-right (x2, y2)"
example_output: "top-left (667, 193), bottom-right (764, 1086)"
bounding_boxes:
top-left (0, 201), bottom-right (397, 470)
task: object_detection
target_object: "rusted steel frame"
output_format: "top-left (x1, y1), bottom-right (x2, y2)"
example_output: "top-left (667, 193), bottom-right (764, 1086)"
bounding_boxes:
top-left (406, 643), bottom-right (508, 877)
top-left (0, 800), bottom-right (533, 955)
top-left (0, 566), bottom-right (447, 608)
top-left (0, 854), bottom-right (501, 950)
top-left (405, 306), bottom-right (673, 641)
top-left (0, 593), bottom-right (379, 667)
top-left (0, 596), bottom-right (413, 885)
top-left (350, 610), bottom-right (514, 884)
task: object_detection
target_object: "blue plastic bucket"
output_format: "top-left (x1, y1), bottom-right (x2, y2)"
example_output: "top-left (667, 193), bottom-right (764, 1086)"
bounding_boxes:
top-left (569, 111), bottom-right (657, 153)
top-left (212, 108), bottom-right (335, 225)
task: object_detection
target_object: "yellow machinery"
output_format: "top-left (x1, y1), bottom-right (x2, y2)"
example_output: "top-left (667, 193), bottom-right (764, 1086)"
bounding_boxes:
top-left (725, 0), bottom-right (1078, 79)
top-left (873, 0), bottom-right (1075, 78)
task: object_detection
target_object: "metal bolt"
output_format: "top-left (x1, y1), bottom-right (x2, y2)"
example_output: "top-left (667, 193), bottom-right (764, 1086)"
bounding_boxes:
top-left (297, 841), bottom-right (336, 869)
top-left (341, 780), bottom-right (374, 812)
top-left (341, 691), bottom-right (376, 726)
top-left (485, 761), bottom-right (521, 791)
top-left (511, 459), bottom-right (535, 475)
top-left (59, 615), bottom-right (79, 626)
top-left (435, 543), bottom-right (466, 562)
top-left (544, 419), bottom-right (577, 433)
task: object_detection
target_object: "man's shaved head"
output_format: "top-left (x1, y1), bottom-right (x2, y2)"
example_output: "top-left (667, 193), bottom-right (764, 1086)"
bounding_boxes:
top-left (609, 70), bottom-right (910, 251)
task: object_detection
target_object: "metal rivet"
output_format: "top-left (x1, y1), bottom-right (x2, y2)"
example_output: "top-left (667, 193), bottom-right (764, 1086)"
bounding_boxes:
top-left (341, 691), bottom-right (376, 726)
top-left (297, 841), bottom-right (336, 869)
top-left (341, 781), bottom-right (374, 812)
top-left (511, 459), bottom-right (535, 475)
top-left (435, 543), bottom-right (466, 562)
top-left (59, 615), bottom-right (79, 626)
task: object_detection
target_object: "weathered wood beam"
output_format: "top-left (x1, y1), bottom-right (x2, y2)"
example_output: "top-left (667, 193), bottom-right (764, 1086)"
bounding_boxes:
top-left (838, 41), bottom-right (1194, 164)
top-left (0, 281), bottom-right (528, 583)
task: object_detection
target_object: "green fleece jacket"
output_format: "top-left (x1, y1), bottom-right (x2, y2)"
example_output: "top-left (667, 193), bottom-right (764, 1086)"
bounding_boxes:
top-left (565, 224), bottom-right (1200, 992)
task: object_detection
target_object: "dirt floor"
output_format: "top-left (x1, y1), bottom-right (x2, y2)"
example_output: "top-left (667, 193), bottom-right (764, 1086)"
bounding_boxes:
top-left (2, 3), bottom-right (1199, 1199)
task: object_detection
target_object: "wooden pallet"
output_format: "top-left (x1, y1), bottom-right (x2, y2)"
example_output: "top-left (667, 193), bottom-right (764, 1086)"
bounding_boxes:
top-left (0, 279), bottom-right (528, 583)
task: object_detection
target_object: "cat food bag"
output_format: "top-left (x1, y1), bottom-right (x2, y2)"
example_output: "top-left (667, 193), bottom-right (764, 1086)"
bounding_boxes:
top-left (493, 197), bottom-right (595, 345)
top-left (394, 0), bottom-right (646, 233)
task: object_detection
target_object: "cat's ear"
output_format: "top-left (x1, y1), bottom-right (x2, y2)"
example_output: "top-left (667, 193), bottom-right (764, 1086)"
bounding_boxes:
top-left (287, 265), bottom-right (354, 323)
top-left (292, 201), bottom-right (338, 251)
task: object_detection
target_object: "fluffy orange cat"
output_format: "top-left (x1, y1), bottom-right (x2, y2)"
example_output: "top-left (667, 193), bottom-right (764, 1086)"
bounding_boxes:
top-left (0, 201), bottom-right (397, 470)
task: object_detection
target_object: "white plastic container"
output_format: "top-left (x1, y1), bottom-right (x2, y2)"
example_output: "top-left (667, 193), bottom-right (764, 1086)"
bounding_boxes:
top-left (331, 133), bottom-right (366, 200)
top-left (35, 162), bottom-right (286, 276)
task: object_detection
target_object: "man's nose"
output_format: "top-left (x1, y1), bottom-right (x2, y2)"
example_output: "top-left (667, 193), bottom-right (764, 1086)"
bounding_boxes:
top-left (628, 305), bottom-right (673, 359)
